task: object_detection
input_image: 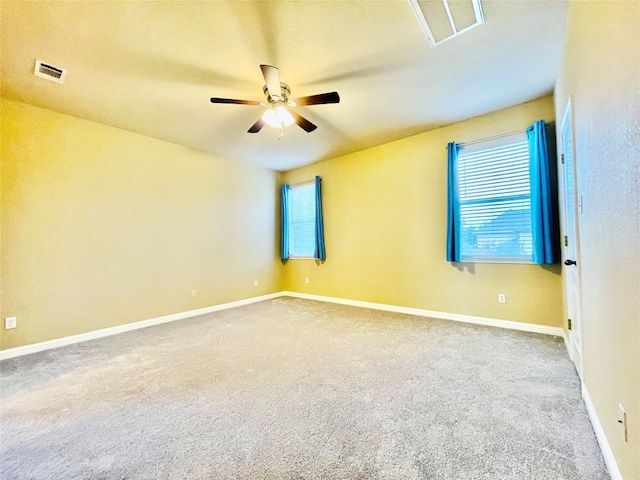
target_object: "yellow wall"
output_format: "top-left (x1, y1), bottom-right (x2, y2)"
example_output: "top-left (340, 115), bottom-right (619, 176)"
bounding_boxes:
top-left (281, 97), bottom-right (562, 327)
top-left (1, 98), bottom-right (282, 350)
top-left (555, 1), bottom-right (640, 477)
top-left (0, 96), bottom-right (563, 353)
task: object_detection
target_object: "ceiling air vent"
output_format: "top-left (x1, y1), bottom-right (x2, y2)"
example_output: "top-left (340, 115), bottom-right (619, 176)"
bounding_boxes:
top-left (409, 0), bottom-right (484, 47)
top-left (34, 60), bottom-right (67, 84)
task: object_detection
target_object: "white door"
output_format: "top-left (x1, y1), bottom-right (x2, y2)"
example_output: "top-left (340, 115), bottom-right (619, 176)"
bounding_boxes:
top-left (560, 99), bottom-right (583, 379)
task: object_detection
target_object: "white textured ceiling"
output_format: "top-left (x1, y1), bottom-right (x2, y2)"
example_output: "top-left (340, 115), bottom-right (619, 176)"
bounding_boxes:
top-left (0, 1), bottom-right (568, 171)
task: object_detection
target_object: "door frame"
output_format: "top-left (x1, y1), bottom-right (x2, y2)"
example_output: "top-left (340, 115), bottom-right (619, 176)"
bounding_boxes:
top-left (559, 97), bottom-right (584, 379)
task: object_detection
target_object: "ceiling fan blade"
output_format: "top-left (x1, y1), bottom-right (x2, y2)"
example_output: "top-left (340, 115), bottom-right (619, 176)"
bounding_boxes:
top-left (248, 117), bottom-right (266, 133)
top-left (291, 92), bottom-right (340, 106)
top-left (289, 110), bottom-right (317, 133)
top-left (210, 97), bottom-right (261, 105)
top-left (260, 64), bottom-right (281, 100)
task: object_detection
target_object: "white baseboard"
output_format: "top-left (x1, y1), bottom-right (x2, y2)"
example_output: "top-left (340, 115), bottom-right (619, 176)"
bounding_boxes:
top-left (0, 290), bottom-right (565, 360)
top-left (581, 383), bottom-right (623, 480)
top-left (562, 330), bottom-right (570, 354)
top-left (559, 323), bottom-right (622, 479)
top-left (0, 292), bottom-right (282, 361)
top-left (281, 291), bottom-right (564, 337)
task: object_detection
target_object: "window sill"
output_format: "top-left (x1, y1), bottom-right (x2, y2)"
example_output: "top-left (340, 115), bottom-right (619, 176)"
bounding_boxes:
top-left (457, 257), bottom-right (533, 265)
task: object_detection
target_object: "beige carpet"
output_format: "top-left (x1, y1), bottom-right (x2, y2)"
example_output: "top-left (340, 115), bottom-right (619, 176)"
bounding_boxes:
top-left (0, 297), bottom-right (608, 479)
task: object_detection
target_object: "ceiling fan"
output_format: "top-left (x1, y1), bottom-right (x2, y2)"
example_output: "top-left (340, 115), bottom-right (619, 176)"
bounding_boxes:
top-left (210, 64), bottom-right (340, 136)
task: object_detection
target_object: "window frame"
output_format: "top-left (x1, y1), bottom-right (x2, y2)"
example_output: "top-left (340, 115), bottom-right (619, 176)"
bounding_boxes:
top-left (454, 132), bottom-right (534, 264)
top-left (286, 181), bottom-right (317, 259)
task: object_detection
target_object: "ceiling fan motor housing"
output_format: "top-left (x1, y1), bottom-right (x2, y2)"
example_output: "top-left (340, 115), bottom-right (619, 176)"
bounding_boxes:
top-left (263, 83), bottom-right (291, 104)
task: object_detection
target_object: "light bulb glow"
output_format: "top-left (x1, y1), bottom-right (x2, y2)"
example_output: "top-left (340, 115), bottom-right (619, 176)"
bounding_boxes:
top-left (262, 106), bottom-right (294, 129)
top-left (262, 108), bottom-right (278, 127)
top-left (276, 106), bottom-right (294, 127)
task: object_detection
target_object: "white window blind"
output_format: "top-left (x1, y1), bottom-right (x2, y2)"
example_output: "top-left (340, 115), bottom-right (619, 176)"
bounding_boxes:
top-left (457, 133), bottom-right (532, 261)
top-left (288, 183), bottom-right (316, 257)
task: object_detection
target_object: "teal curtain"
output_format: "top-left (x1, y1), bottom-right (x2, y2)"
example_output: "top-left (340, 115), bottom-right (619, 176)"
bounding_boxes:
top-left (446, 142), bottom-right (461, 262)
top-left (528, 120), bottom-right (559, 264)
top-left (314, 176), bottom-right (326, 260)
top-left (280, 184), bottom-right (290, 260)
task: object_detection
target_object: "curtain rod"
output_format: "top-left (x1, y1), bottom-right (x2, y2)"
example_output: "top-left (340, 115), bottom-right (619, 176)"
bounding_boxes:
top-left (287, 178), bottom-right (316, 187)
top-left (456, 127), bottom-right (529, 148)
top-left (452, 121), bottom-right (554, 149)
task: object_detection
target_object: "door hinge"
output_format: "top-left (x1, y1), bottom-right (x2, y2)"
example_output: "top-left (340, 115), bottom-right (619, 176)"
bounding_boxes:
top-left (561, 153), bottom-right (565, 164)
top-left (568, 318), bottom-right (572, 330)
top-left (564, 235), bottom-right (569, 247)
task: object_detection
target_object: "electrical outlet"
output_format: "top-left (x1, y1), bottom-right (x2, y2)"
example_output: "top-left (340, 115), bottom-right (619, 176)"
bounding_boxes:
top-left (498, 293), bottom-right (506, 304)
top-left (5, 317), bottom-right (17, 329)
top-left (305, 277), bottom-right (309, 284)
top-left (618, 404), bottom-right (628, 442)
top-left (254, 280), bottom-right (258, 287)
top-left (191, 289), bottom-right (197, 298)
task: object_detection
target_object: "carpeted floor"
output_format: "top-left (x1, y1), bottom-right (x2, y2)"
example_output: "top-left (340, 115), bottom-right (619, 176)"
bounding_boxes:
top-left (0, 297), bottom-right (608, 479)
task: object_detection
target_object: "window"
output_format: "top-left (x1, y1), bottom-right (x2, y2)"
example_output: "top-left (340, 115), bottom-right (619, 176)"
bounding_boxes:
top-left (280, 177), bottom-right (326, 260)
top-left (288, 183), bottom-right (316, 257)
top-left (455, 132), bottom-right (533, 262)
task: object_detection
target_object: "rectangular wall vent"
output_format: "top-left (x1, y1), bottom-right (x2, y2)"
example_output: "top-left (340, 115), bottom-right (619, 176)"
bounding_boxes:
top-left (409, 0), bottom-right (484, 47)
top-left (34, 60), bottom-right (67, 84)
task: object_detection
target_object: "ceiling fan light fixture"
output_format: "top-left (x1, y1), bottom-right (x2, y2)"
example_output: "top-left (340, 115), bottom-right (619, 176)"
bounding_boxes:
top-left (276, 106), bottom-right (295, 127)
top-left (262, 108), bottom-right (278, 127)
top-left (262, 106), bottom-right (294, 128)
